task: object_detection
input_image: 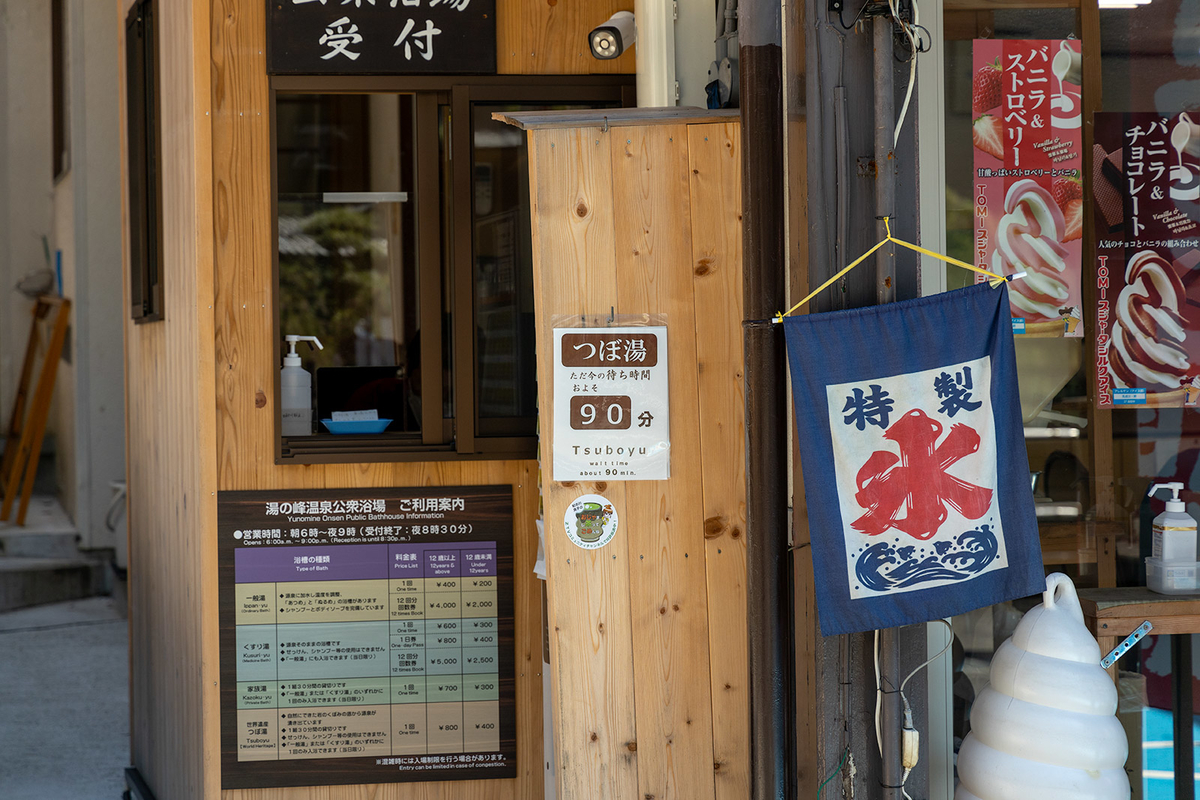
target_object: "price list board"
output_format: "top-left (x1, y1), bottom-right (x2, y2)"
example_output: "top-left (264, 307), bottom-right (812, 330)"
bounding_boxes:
top-left (218, 485), bottom-right (516, 789)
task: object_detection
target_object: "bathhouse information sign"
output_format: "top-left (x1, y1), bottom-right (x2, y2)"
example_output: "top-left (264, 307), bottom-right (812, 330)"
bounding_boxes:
top-left (218, 485), bottom-right (516, 789)
top-left (552, 326), bottom-right (670, 481)
top-left (267, 0), bottom-right (497, 76)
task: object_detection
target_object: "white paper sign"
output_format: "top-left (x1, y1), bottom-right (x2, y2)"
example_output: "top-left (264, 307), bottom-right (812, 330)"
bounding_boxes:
top-left (552, 326), bottom-right (669, 481)
top-left (331, 409), bottom-right (379, 421)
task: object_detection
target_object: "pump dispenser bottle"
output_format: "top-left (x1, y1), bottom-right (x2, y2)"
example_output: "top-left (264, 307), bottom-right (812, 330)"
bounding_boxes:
top-left (1149, 482), bottom-right (1197, 563)
top-left (281, 335), bottom-right (323, 436)
top-left (1146, 482), bottom-right (1199, 594)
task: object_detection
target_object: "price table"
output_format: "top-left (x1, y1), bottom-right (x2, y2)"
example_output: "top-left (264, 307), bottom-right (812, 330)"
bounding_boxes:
top-left (219, 486), bottom-right (515, 789)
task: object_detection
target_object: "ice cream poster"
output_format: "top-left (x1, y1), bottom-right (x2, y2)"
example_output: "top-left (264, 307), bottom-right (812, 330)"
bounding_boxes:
top-left (972, 39), bottom-right (1084, 337)
top-left (1094, 112), bottom-right (1200, 408)
top-left (782, 283), bottom-right (1044, 636)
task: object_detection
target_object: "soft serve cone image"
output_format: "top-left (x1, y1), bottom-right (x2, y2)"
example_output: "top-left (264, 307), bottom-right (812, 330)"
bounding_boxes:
top-left (1060, 306), bottom-right (1082, 335)
top-left (955, 573), bottom-right (1128, 800)
top-left (1183, 375), bottom-right (1200, 406)
top-left (1108, 250), bottom-right (1190, 403)
top-left (992, 180), bottom-right (1075, 336)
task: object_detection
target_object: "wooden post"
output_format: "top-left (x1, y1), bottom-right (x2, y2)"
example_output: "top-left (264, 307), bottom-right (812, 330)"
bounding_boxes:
top-left (498, 107), bottom-right (750, 800)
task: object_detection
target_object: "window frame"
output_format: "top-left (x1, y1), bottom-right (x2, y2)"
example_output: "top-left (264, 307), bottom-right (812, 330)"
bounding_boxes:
top-left (125, 0), bottom-right (164, 323)
top-left (270, 75), bottom-right (634, 465)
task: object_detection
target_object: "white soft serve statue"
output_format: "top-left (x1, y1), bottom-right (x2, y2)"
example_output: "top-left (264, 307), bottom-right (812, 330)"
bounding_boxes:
top-left (956, 572), bottom-right (1129, 800)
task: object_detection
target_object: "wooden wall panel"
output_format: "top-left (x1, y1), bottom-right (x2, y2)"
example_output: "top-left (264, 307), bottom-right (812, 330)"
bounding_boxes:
top-left (611, 125), bottom-right (717, 800)
top-left (211, 0), bottom-right (276, 492)
top-left (496, 0), bottom-right (635, 75)
top-left (522, 114), bottom-right (745, 800)
top-left (207, 1), bottom-right (544, 798)
top-left (122, 1), bottom-right (218, 800)
top-left (124, 0), bottom-right (634, 794)
top-left (527, 127), bottom-right (639, 800)
top-left (686, 122), bottom-right (749, 800)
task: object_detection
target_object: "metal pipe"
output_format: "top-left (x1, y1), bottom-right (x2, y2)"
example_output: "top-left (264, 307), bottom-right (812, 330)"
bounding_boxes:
top-left (834, 85), bottom-right (848, 309)
top-left (873, 14), bottom-right (903, 800)
top-left (634, 0), bottom-right (678, 106)
top-left (874, 16), bottom-right (896, 306)
top-left (1172, 635), bottom-right (1194, 800)
top-left (740, 0), bottom-right (790, 794)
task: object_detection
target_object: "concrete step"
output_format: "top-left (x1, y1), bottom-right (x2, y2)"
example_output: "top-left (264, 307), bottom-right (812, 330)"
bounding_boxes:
top-left (0, 494), bottom-right (81, 557)
top-left (0, 557), bottom-right (104, 612)
top-left (0, 529), bottom-right (81, 558)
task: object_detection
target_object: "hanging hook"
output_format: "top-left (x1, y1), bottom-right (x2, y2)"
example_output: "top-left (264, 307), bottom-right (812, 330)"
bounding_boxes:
top-left (601, 116), bottom-right (609, 133)
top-left (608, 306), bottom-right (615, 325)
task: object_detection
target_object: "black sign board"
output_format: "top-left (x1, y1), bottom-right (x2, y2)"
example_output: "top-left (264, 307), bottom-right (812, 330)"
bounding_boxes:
top-left (267, 0), bottom-right (496, 75)
top-left (219, 485), bottom-right (516, 789)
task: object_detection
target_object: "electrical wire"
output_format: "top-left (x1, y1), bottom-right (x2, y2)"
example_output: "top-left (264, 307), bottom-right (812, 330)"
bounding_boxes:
top-left (817, 745), bottom-right (851, 800)
top-left (838, 0), bottom-right (871, 30)
top-left (901, 618), bottom-right (954, 695)
top-left (874, 629), bottom-right (882, 757)
top-left (889, 0), bottom-right (920, 148)
top-left (874, 619), bottom-right (956, 799)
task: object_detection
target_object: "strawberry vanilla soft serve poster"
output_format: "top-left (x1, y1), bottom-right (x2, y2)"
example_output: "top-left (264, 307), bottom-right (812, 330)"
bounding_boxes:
top-left (972, 39), bottom-right (1083, 338)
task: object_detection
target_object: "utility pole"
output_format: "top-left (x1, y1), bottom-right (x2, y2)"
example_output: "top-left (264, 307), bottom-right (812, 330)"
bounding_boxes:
top-left (800, 0), bottom-right (924, 797)
top-left (739, 0), bottom-right (791, 795)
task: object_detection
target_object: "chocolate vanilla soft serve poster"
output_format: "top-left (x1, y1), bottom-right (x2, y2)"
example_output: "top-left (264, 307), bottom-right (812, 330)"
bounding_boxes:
top-left (972, 39), bottom-right (1084, 337)
top-left (1094, 112), bottom-right (1200, 408)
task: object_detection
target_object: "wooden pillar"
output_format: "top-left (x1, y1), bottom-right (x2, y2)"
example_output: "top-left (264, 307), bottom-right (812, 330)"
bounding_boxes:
top-left (498, 108), bottom-right (750, 800)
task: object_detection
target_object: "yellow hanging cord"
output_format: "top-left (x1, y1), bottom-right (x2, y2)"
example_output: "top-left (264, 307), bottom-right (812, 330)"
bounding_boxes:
top-left (774, 217), bottom-right (1013, 323)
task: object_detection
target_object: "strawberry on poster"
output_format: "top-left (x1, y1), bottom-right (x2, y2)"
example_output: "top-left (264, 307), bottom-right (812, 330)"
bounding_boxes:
top-left (1092, 112), bottom-right (1200, 409)
top-left (972, 39), bottom-right (1084, 338)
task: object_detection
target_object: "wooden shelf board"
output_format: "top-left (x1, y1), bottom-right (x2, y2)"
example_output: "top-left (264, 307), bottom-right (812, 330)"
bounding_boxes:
top-left (1079, 586), bottom-right (1200, 638)
top-left (495, 107), bottom-right (739, 131)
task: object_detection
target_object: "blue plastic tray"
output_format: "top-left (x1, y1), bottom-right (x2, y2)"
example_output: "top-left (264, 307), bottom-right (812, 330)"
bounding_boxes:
top-left (320, 418), bottom-right (393, 435)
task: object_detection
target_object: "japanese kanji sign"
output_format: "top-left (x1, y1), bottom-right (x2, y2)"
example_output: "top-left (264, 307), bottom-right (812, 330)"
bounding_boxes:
top-left (972, 39), bottom-right (1084, 338)
top-left (783, 283), bottom-right (1043, 636)
top-left (268, 0), bottom-right (496, 75)
top-left (218, 485), bottom-right (516, 788)
top-left (1093, 112), bottom-right (1200, 408)
top-left (552, 326), bottom-right (670, 481)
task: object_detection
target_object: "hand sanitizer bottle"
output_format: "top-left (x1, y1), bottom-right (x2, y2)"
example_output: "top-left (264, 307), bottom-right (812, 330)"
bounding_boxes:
top-left (281, 335), bottom-right (323, 436)
top-left (1148, 482), bottom-right (1197, 563)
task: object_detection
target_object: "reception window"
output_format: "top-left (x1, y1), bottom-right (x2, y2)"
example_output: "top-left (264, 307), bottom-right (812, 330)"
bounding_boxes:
top-left (272, 80), bottom-right (629, 462)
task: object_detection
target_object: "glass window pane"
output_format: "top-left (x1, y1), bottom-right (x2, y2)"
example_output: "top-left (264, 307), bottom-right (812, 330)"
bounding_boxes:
top-left (470, 101), bottom-right (618, 437)
top-left (276, 93), bottom-right (423, 435)
top-left (472, 104), bottom-right (538, 433)
top-left (936, 4), bottom-right (1200, 797)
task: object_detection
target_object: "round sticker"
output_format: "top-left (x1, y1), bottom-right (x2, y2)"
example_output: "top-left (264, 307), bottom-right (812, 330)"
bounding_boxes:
top-left (564, 494), bottom-right (618, 550)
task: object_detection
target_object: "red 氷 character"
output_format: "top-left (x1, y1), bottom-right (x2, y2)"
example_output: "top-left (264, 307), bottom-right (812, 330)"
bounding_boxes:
top-left (852, 409), bottom-right (993, 539)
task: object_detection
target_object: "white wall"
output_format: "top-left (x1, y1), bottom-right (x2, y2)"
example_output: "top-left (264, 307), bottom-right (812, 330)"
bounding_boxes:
top-left (676, 0), bottom-right (718, 108)
top-left (65, 0), bottom-right (126, 551)
top-left (0, 0), bottom-right (52, 427)
top-left (0, 0), bottom-right (126, 554)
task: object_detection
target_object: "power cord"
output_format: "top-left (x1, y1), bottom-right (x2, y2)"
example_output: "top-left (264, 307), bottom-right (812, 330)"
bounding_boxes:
top-left (874, 619), bottom-right (955, 800)
top-left (837, 0), bottom-right (872, 30)
top-left (888, 0), bottom-right (920, 148)
top-left (817, 745), bottom-right (851, 799)
top-left (833, 0), bottom-right (926, 147)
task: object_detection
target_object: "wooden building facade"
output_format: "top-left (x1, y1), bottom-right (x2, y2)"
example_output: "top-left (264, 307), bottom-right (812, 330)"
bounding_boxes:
top-left (119, 2), bottom-right (748, 799)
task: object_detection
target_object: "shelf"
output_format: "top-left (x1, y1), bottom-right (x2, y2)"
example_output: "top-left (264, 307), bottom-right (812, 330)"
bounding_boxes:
top-left (1079, 586), bottom-right (1200, 638)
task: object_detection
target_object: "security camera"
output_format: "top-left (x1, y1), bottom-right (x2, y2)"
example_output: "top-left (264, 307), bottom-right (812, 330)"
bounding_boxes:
top-left (589, 11), bottom-right (635, 60)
